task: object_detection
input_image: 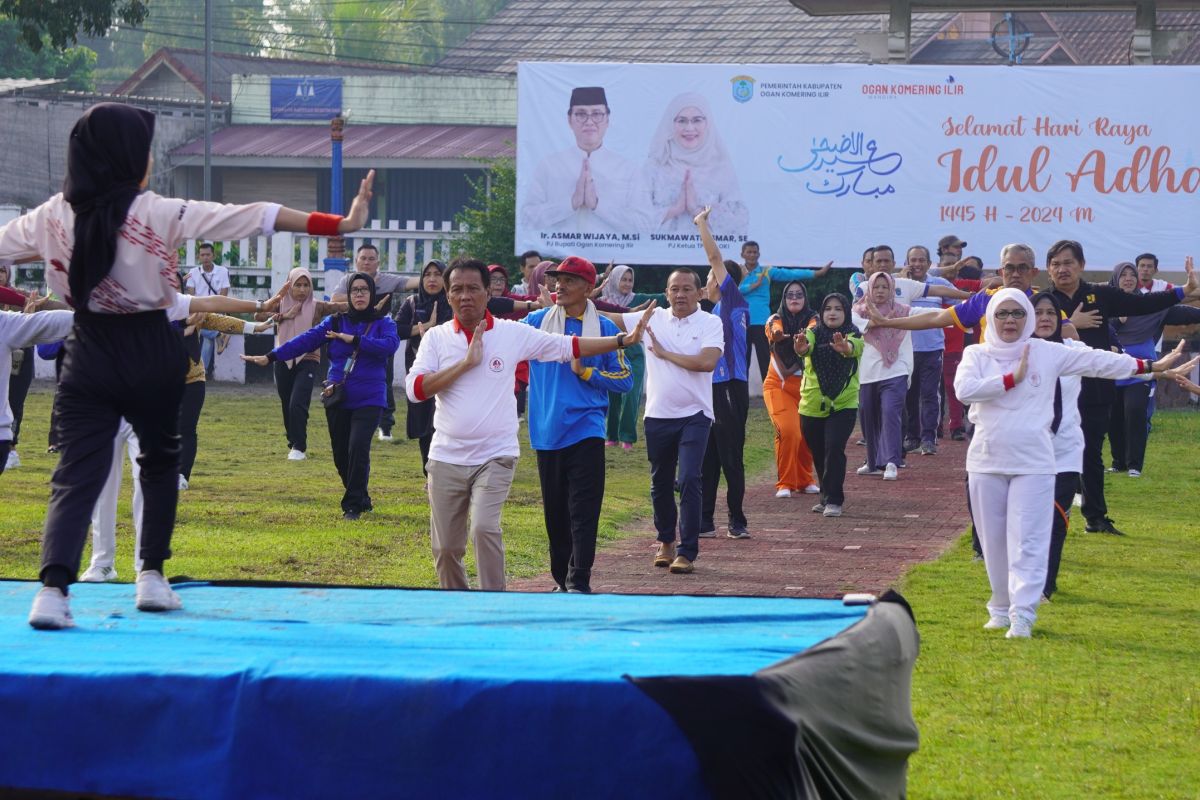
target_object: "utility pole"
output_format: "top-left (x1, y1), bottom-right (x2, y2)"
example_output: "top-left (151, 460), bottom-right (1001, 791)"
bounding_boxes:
top-left (203, 0), bottom-right (212, 200)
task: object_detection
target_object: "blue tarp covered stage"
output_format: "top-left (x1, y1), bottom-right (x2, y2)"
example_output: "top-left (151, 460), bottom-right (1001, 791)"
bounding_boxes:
top-left (0, 580), bottom-right (917, 799)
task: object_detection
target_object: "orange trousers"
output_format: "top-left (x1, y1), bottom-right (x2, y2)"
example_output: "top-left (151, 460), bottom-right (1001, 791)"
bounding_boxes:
top-left (762, 370), bottom-right (815, 491)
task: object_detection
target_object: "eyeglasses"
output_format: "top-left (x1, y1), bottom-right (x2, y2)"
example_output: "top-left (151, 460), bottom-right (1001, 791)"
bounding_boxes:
top-left (1001, 263), bottom-right (1033, 274)
top-left (993, 309), bottom-right (1027, 320)
top-left (673, 115), bottom-right (707, 126)
top-left (784, 292), bottom-right (806, 300)
top-left (570, 111), bottom-right (609, 124)
top-left (349, 288), bottom-right (371, 296)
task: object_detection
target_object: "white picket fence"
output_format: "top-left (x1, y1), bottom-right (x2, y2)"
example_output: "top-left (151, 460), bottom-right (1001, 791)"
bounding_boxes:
top-left (183, 219), bottom-right (465, 297)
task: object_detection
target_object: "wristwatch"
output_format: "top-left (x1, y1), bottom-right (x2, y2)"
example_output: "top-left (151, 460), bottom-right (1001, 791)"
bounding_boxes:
top-left (616, 333), bottom-right (627, 349)
top-left (255, 300), bottom-right (264, 312)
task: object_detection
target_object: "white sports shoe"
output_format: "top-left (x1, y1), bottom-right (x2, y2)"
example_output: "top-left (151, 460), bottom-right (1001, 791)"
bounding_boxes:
top-left (983, 615), bottom-right (1010, 631)
top-left (883, 463), bottom-right (898, 481)
top-left (856, 464), bottom-right (881, 476)
top-left (775, 488), bottom-right (792, 498)
top-left (1128, 469), bottom-right (1141, 478)
top-left (136, 570), bottom-right (183, 612)
top-left (287, 449), bottom-right (307, 461)
top-left (5, 450), bottom-right (20, 470)
top-left (1006, 615), bottom-right (1034, 639)
top-left (377, 430), bottom-right (393, 442)
top-left (28, 587), bottom-right (74, 630)
top-left (80, 564), bottom-right (118, 583)
top-left (178, 475), bottom-right (189, 491)
top-left (822, 504), bottom-right (843, 517)
top-left (804, 484), bottom-right (821, 494)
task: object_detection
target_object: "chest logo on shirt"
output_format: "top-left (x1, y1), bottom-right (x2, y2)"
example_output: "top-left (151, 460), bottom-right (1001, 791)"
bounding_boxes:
top-left (1029, 372), bottom-right (1042, 388)
top-left (488, 356), bottom-right (505, 373)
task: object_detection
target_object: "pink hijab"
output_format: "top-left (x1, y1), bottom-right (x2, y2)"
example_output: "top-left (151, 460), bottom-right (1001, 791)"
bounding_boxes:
top-left (277, 266), bottom-right (318, 366)
top-left (852, 272), bottom-right (909, 369)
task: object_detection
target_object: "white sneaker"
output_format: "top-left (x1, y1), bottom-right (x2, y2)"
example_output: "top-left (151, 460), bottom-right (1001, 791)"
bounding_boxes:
top-left (287, 449), bottom-right (307, 461)
top-left (28, 587), bottom-right (74, 630)
top-left (178, 475), bottom-right (189, 491)
top-left (1128, 469), bottom-right (1141, 478)
top-left (1006, 615), bottom-right (1034, 638)
top-left (883, 463), bottom-right (898, 481)
top-left (5, 450), bottom-right (20, 470)
top-left (136, 570), bottom-right (183, 612)
top-left (856, 464), bottom-right (882, 476)
top-left (80, 564), bottom-right (118, 583)
top-left (822, 504), bottom-right (843, 517)
top-left (1072, 493), bottom-right (1082, 508)
top-left (983, 614), bottom-right (1010, 631)
top-left (811, 502), bottom-right (826, 513)
top-left (377, 430), bottom-right (393, 442)
top-left (804, 484), bottom-right (821, 494)
top-left (775, 488), bottom-right (792, 498)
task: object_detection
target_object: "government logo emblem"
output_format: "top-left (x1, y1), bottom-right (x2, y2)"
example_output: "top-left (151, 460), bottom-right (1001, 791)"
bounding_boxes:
top-left (730, 75), bottom-right (755, 104)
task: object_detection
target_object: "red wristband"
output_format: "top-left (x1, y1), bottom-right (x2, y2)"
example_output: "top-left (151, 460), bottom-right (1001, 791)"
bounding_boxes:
top-left (1002, 373), bottom-right (1016, 391)
top-left (1135, 358), bottom-right (1151, 375)
top-left (571, 336), bottom-right (581, 359)
top-left (306, 212), bottom-right (343, 237)
top-left (413, 373), bottom-right (427, 402)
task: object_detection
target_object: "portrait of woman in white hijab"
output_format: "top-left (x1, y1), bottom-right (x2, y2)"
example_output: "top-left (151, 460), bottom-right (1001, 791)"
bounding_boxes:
top-left (642, 92), bottom-right (748, 236)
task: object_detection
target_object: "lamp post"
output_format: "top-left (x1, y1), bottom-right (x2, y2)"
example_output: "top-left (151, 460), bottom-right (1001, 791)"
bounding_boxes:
top-left (322, 113), bottom-right (350, 299)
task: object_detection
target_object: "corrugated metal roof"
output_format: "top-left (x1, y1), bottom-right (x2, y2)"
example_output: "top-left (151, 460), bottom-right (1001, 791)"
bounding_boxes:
top-left (436, 0), bottom-right (957, 73)
top-left (170, 124), bottom-right (515, 161)
top-left (0, 78), bottom-right (62, 95)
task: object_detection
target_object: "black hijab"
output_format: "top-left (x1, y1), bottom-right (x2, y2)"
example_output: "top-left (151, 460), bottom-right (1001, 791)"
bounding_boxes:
top-left (770, 281), bottom-right (817, 370)
top-left (1031, 291), bottom-right (1064, 434)
top-left (344, 272), bottom-right (381, 324)
top-left (63, 103), bottom-right (156, 309)
top-left (411, 259), bottom-right (451, 325)
top-left (811, 293), bottom-right (860, 402)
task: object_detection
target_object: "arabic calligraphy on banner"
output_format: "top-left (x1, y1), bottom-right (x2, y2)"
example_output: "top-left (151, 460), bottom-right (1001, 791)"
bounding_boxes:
top-left (515, 62), bottom-right (1200, 267)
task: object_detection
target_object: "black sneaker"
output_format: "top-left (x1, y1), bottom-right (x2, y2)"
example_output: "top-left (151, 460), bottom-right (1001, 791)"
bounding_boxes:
top-left (951, 429), bottom-right (966, 441)
top-left (903, 439), bottom-right (921, 453)
top-left (698, 527), bottom-right (717, 539)
top-left (727, 526), bottom-right (750, 539)
top-left (919, 442), bottom-right (936, 456)
top-left (342, 510), bottom-right (362, 521)
top-left (1085, 517), bottom-right (1125, 536)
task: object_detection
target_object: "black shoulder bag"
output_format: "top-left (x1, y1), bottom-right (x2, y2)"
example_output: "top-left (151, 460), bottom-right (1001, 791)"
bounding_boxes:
top-left (321, 317), bottom-right (375, 409)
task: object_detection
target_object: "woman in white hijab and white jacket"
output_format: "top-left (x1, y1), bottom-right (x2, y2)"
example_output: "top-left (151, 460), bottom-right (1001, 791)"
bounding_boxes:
top-left (953, 288), bottom-right (1184, 639)
top-left (642, 92), bottom-right (748, 236)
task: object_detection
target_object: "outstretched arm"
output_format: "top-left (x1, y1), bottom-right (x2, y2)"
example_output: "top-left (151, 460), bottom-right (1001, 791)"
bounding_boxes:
top-left (694, 206), bottom-right (727, 284)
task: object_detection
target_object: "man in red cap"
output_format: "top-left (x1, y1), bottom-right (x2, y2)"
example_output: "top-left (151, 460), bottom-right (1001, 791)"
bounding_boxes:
top-left (522, 255), bottom-right (633, 593)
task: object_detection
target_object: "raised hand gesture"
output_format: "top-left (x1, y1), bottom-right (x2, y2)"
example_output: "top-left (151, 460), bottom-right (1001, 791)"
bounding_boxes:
top-left (621, 305), bottom-right (656, 348)
top-left (374, 293), bottom-right (391, 313)
top-left (831, 332), bottom-right (852, 355)
top-left (241, 354), bottom-right (269, 366)
top-left (263, 280), bottom-right (293, 313)
top-left (572, 158), bottom-right (588, 211)
top-left (793, 332), bottom-right (811, 356)
top-left (1151, 339), bottom-right (1188, 373)
top-left (1182, 256), bottom-right (1199, 299)
top-left (341, 170), bottom-right (376, 233)
top-left (1012, 344), bottom-right (1030, 385)
top-left (582, 158), bottom-right (598, 210)
top-left (1163, 353), bottom-right (1198, 380)
top-left (417, 303), bottom-right (438, 336)
top-left (463, 320), bottom-right (486, 367)
top-left (692, 204), bottom-right (713, 227)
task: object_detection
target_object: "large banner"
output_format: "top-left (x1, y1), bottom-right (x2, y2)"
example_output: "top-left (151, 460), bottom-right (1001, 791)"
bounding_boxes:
top-left (516, 62), bottom-right (1200, 267)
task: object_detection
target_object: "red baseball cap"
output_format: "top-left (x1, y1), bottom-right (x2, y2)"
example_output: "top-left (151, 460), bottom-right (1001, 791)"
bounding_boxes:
top-left (546, 255), bottom-right (597, 286)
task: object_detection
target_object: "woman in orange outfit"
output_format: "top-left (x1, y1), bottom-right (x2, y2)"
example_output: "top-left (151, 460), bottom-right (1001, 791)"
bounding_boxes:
top-left (763, 281), bottom-right (819, 498)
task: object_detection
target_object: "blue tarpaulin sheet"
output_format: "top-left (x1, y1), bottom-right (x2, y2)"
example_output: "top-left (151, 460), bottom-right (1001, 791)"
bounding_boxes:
top-left (0, 581), bottom-right (865, 799)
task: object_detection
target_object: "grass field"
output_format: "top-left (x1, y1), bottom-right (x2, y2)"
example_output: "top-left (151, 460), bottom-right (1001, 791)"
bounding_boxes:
top-left (2, 383), bottom-right (1197, 798)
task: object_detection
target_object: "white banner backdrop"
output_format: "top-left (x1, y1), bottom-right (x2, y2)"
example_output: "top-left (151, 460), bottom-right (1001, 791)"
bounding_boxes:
top-left (516, 62), bottom-right (1200, 268)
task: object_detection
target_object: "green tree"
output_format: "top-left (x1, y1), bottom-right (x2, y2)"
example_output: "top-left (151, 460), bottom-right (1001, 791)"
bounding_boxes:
top-left (0, 20), bottom-right (96, 91)
top-left (455, 158), bottom-right (519, 268)
top-left (263, 0), bottom-right (445, 64)
top-left (1, 0), bottom-right (147, 51)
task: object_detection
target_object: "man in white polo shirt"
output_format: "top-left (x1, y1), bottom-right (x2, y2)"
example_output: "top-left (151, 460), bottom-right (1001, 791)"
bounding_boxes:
top-left (611, 268), bottom-right (723, 574)
top-left (405, 257), bottom-right (651, 590)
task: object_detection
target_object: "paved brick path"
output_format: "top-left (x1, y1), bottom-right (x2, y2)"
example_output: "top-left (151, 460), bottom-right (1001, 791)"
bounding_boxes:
top-left (510, 435), bottom-right (971, 598)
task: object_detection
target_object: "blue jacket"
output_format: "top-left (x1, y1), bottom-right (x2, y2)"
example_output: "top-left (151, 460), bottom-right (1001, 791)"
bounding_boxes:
top-left (522, 310), bottom-right (633, 451)
top-left (273, 314), bottom-right (399, 411)
top-left (739, 265), bottom-right (816, 325)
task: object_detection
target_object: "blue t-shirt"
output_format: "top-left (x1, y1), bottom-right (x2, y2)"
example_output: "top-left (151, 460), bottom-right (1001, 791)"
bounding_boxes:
top-left (910, 276), bottom-right (953, 352)
top-left (521, 310), bottom-right (633, 450)
top-left (713, 275), bottom-right (750, 384)
top-left (738, 265), bottom-right (816, 325)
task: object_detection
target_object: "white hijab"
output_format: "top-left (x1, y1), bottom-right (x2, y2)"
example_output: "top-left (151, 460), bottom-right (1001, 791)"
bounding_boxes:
top-left (980, 288), bottom-right (1034, 361)
top-left (646, 92), bottom-right (732, 172)
top-left (602, 265), bottom-right (636, 307)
